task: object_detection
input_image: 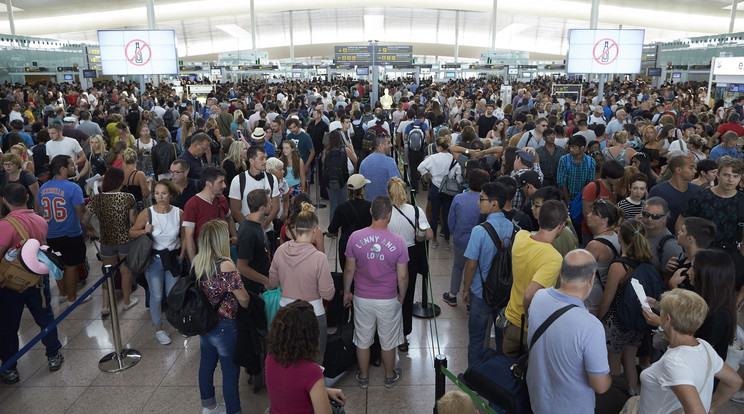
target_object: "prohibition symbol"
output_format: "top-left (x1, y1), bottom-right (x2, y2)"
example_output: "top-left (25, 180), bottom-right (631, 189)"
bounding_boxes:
top-left (125, 39), bottom-right (151, 66)
top-left (593, 38), bottom-right (618, 65)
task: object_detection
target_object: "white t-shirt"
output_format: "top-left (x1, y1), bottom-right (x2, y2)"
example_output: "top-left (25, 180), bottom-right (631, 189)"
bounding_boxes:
top-left (388, 204), bottom-right (430, 248)
top-left (135, 138), bottom-right (154, 152)
top-left (228, 171), bottom-right (281, 231)
top-left (46, 137), bottom-right (83, 160)
top-left (639, 339), bottom-right (723, 414)
top-left (397, 120), bottom-right (413, 137)
top-left (668, 139), bottom-right (689, 154)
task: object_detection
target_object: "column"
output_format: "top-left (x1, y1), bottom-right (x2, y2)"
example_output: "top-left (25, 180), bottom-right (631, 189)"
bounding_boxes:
top-left (491, 0), bottom-right (498, 51)
top-left (6, 0), bottom-right (16, 36)
top-left (250, 0), bottom-right (257, 53)
top-left (730, 0), bottom-right (738, 34)
top-left (454, 10), bottom-right (460, 63)
top-left (289, 10), bottom-right (294, 66)
top-left (590, 0), bottom-right (604, 102)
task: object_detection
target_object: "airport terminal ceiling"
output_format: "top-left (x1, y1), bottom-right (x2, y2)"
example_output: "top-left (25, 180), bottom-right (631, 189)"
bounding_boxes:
top-left (1, 0), bottom-right (742, 61)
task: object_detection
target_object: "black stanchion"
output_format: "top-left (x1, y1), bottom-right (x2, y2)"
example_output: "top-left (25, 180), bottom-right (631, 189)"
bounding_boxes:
top-left (410, 187), bottom-right (441, 319)
top-left (98, 264), bottom-right (141, 373)
top-left (433, 354), bottom-right (448, 414)
top-left (312, 160), bottom-right (327, 210)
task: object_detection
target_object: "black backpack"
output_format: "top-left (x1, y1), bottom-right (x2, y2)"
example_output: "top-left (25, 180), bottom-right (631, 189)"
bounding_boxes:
top-left (323, 148), bottom-right (349, 190)
top-left (163, 109), bottom-right (175, 129)
top-left (478, 222), bottom-right (520, 309)
top-left (165, 270), bottom-right (218, 337)
top-left (350, 121), bottom-right (365, 151)
top-left (363, 123), bottom-right (386, 152)
top-left (613, 257), bottom-right (664, 331)
top-left (408, 123), bottom-right (426, 152)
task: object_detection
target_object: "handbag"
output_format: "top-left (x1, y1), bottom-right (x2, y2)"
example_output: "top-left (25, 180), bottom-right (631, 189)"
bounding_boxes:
top-left (126, 208), bottom-right (154, 274)
top-left (263, 287), bottom-right (282, 327)
top-left (438, 158), bottom-right (460, 196)
top-left (323, 307), bottom-right (357, 378)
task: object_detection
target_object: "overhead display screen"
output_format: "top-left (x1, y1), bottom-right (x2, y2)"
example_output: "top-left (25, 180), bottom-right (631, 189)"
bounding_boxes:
top-left (567, 29), bottom-right (644, 74)
top-left (98, 30), bottom-right (178, 75)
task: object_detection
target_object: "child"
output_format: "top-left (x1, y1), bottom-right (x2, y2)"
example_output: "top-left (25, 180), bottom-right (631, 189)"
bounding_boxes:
top-left (437, 390), bottom-right (477, 414)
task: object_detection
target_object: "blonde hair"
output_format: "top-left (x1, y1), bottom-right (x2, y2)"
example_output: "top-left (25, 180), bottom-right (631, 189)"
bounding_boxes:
top-left (660, 289), bottom-right (708, 336)
top-left (88, 135), bottom-right (107, 155)
top-left (222, 141), bottom-right (247, 171)
top-left (613, 130), bottom-right (628, 145)
top-left (10, 143), bottom-right (27, 161)
top-left (387, 177), bottom-right (408, 208)
top-left (192, 220), bottom-right (232, 281)
top-left (122, 147), bottom-right (138, 165)
top-left (294, 202), bottom-right (318, 235)
top-left (437, 390), bottom-right (475, 414)
top-left (1, 153), bottom-right (22, 169)
top-left (233, 109), bottom-right (245, 124)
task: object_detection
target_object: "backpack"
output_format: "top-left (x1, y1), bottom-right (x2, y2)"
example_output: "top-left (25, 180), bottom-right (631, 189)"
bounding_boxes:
top-left (362, 123), bottom-right (385, 152)
top-left (238, 171), bottom-right (275, 207)
top-left (568, 179), bottom-right (600, 227)
top-left (478, 222), bottom-right (520, 309)
top-left (351, 121), bottom-right (365, 151)
top-left (361, 113), bottom-right (375, 124)
top-left (613, 258), bottom-right (664, 331)
top-left (408, 123), bottom-right (426, 152)
top-left (163, 109), bottom-right (175, 128)
top-left (323, 148), bottom-right (349, 190)
top-left (0, 217), bottom-right (44, 295)
top-left (165, 267), bottom-right (219, 336)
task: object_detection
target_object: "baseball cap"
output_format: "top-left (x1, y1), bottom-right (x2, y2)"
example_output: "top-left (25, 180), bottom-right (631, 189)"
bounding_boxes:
top-left (347, 174), bottom-right (371, 190)
top-left (680, 123), bottom-right (695, 131)
top-left (328, 121), bottom-right (342, 132)
top-left (62, 117), bottom-right (76, 123)
top-left (516, 150), bottom-right (536, 164)
top-left (517, 170), bottom-right (542, 189)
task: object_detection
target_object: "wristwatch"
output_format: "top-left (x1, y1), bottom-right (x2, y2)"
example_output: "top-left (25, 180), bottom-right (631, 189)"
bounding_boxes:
top-left (465, 149), bottom-right (470, 155)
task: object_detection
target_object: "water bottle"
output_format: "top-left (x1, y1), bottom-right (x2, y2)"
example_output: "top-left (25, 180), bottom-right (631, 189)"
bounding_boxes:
top-left (4, 244), bottom-right (20, 262)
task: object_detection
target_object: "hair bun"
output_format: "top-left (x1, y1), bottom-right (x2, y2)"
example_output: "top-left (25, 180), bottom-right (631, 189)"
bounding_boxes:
top-left (300, 202), bottom-right (315, 214)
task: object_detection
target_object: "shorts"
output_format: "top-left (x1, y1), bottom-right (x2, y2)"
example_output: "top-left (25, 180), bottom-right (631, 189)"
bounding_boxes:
top-left (99, 240), bottom-right (134, 259)
top-left (352, 296), bottom-right (403, 351)
top-left (47, 235), bottom-right (86, 267)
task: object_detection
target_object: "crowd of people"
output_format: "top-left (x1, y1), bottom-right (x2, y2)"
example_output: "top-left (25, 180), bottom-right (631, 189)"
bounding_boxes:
top-left (0, 74), bottom-right (743, 413)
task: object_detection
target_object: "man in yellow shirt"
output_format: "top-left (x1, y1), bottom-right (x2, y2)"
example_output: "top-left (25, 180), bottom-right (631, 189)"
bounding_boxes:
top-left (503, 199), bottom-right (568, 357)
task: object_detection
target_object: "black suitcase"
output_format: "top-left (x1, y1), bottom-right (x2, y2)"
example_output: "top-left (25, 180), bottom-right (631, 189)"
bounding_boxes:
top-left (323, 307), bottom-right (356, 378)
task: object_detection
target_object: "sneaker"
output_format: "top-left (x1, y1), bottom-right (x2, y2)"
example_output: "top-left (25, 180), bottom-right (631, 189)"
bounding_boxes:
top-left (354, 370), bottom-right (369, 389)
top-left (80, 295), bottom-right (92, 304)
top-left (101, 307), bottom-right (111, 317)
top-left (384, 368), bottom-right (403, 388)
top-left (731, 390), bottom-right (744, 403)
top-left (122, 297), bottom-right (140, 311)
top-left (48, 353), bottom-right (64, 372)
top-left (155, 330), bottom-right (172, 345)
top-left (430, 240), bottom-right (439, 249)
top-left (57, 296), bottom-right (68, 306)
top-left (202, 403), bottom-right (226, 414)
top-left (442, 292), bottom-right (457, 307)
top-left (0, 368), bottom-right (19, 384)
top-left (443, 243), bottom-right (452, 251)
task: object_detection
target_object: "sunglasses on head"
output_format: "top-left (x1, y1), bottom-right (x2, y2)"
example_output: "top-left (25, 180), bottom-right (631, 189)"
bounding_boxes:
top-left (641, 211), bottom-right (665, 220)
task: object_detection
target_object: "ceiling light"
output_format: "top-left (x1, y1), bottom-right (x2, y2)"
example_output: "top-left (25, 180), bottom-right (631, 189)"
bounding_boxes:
top-left (216, 24), bottom-right (252, 39)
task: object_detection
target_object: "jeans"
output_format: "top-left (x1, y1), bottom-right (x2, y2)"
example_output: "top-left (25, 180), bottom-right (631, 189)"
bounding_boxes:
top-left (402, 254), bottom-right (419, 337)
top-left (449, 245), bottom-right (467, 294)
top-left (199, 319), bottom-right (241, 414)
top-left (0, 274), bottom-right (62, 369)
top-left (144, 254), bottom-right (179, 329)
top-left (327, 186), bottom-right (348, 223)
top-left (408, 150), bottom-right (425, 192)
top-left (428, 184), bottom-right (454, 241)
top-left (467, 294), bottom-right (500, 369)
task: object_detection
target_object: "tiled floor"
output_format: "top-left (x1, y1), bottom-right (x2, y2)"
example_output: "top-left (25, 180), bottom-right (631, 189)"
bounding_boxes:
top-left (2, 189), bottom-right (744, 413)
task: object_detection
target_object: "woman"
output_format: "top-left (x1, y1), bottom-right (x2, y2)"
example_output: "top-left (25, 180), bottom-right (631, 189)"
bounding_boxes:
top-left (280, 193), bottom-right (324, 251)
top-left (125, 102), bottom-right (141, 133)
top-left (265, 300), bottom-right (346, 414)
top-left (387, 177), bottom-right (433, 351)
top-left (632, 289), bottom-right (741, 413)
top-left (598, 219), bottom-right (656, 395)
top-left (584, 200), bottom-right (623, 315)
top-left (617, 172), bottom-right (648, 219)
top-left (322, 130), bottom-right (357, 220)
top-left (134, 121), bottom-right (154, 175)
top-left (85, 135), bottom-right (108, 178)
top-left (88, 168), bottom-right (139, 315)
top-left (114, 122), bottom-right (136, 148)
top-left (687, 134), bottom-right (707, 163)
top-left (9, 143), bottom-right (34, 175)
top-left (152, 126), bottom-right (181, 181)
top-left (631, 152), bottom-right (657, 189)
top-left (417, 136), bottom-right (462, 249)
top-left (602, 131), bottom-right (635, 167)
top-left (279, 140), bottom-right (306, 201)
top-left (180, 120), bottom-right (195, 148)
top-left (121, 148), bottom-right (151, 213)
top-left (0, 153), bottom-right (39, 215)
top-left (230, 110), bottom-right (250, 137)
top-left (640, 125), bottom-right (662, 172)
top-left (691, 159), bottom-right (717, 189)
top-left (194, 219), bottom-right (250, 414)
top-left (129, 179), bottom-right (184, 345)
top-left (269, 203), bottom-right (334, 357)
top-left (486, 119), bottom-right (507, 147)
top-left (656, 123), bottom-right (676, 162)
top-left (222, 140), bottom-right (247, 197)
top-left (327, 174), bottom-right (373, 270)
top-left (267, 157), bottom-right (291, 224)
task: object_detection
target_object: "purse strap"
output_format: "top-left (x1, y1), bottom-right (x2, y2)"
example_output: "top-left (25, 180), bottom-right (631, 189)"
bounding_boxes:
top-left (528, 304), bottom-right (577, 351)
top-left (2, 217), bottom-right (30, 241)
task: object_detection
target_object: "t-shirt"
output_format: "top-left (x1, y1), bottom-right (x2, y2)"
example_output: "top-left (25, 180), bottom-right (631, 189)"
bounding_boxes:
top-left (716, 122), bottom-right (744, 138)
top-left (265, 355), bottom-right (323, 414)
top-left (388, 204), bottom-right (430, 248)
top-left (505, 230), bottom-right (563, 327)
top-left (581, 180), bottom-right (615, 235)
top-left (527, 288), bottom-right (609, 414)
top-left (617, 197), bottom-right (645, 220)
top-left (228, 171), bottom-right (280, 232)
top-left (639, 339), bottom-right (723, 414)
top-left (464, 212), bottom-right (515, 299)
top-left (171, 179), bottom-right (199, 210)
top-left (345, 227), bottom-right (409, 300)
top-left (475, 114), bottom-right (497, 138)
top-left (236, 218), bottom-right (271, 291)
top-left (648, 181), bottom-right (700, 234)
top-left (0, 209), bottom-right (48, 247)
top-left (448, 191), bottom-right (481, 249)
top-left (183, 194), bottom-right (230, 240)
top-left (708, 144), bottom-right (739, 161)
top-left (286, 132), bottom-right (314, 163)
top-left (359, 152), bottom-right (401, 201)
top-left (178, 150), bottom-right (206, 180)
top-left (46, 137), bottom-right (82, 161)
top-left (37, 179), bottom-right (84, 238)
top-left (681, 189), bottom-right (744, 251)
top-left (88, 192), bottom-right (136, 245)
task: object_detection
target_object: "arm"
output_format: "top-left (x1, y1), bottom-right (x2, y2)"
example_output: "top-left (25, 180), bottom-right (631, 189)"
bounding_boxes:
top-left (345, 146), bottom-right (357, 166)
top-left (462, 258), bottom-right (478, 307)
top-left (582, 198), bottom-right (592, 223)
top-left (236, 258), bottom-right (271, 289)
top-left (26, 160), bottom-right (35, 175)
top-left (138, 171), bottom-right (150, 198)
top-left (183, 226), bottom-right (196, 261)
top-left (306, 149), bottom-right (316, 174)
top-left (598, 262), bottom-right (624, 319)
top-left (280, 192), bottom-right (289, 222)
top-left (221, 261), bottom-right (250, 308)
top-left (74, 203), bottom-right (98, 238)
top-left (74, 149), bottom-right (87, 166)
top-left (226, 213), bottom-right (238, 245)
top-left (299, 158), bottom-right (307, 191)
top-left (262, 196), bottom-right (280, 228)
top-left (229, 198), bottom-right (243, 225)
top-left (342, 257), bottom-right (356, 307)
top-left (710, 363), bottom-right (743, 413)
top-left (669, 385), bottom-right (706, 414)
top-left (522, 281), bottom-right (544, 316)
top-left (309, 378), bottom-right (333, 414)
top-left (28, 182), bottom-right (41, 215)
top-left (587, 373), bottom-right (612, 394)
top-left (396, 262), bottom-right (408, 304)
top-left (313, 227), bottom-right (325, 253)
top-left (75, 159), bottom-right (90, 180)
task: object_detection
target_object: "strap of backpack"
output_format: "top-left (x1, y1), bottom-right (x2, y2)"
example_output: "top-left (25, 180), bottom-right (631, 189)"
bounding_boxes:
top-left (657, 234), bottom-right (676, 266)
top-left (393, 205), bottom-right (416, 232)
top-left (2, 217), bottom-right (30, 241)
top-left (528, 304), bottom-right (577, 351)
top-left (594, 237), bottom-right (619, 260)
top-left (476, 222), bottom-right (503, 288)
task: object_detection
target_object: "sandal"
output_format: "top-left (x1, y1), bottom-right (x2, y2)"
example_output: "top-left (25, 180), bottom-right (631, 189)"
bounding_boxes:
top-left (398, 339), bottom-right (409, 353)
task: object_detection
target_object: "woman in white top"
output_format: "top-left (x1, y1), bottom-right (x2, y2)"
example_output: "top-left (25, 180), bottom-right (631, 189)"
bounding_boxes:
top-left (129, 179), bottom-right (184, 345)
top-left (386, 177), bottom-right (433, 352)
top-left (634, 289), bottom-right (741, 414)
top-left (417, 136), bottom-right (462, 248)
top-left (134, 121), bottom-right (154, 174)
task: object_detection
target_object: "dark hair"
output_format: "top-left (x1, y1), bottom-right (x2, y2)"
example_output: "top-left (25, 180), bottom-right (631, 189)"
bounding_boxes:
top-left (502, 147), bottom-right (518, 175)
top-left (695, 159), bottom-right (717, 177)
top-left (200, 167), bottom-right (226, 188)
top-left (631, 152), bottom-right (653, 182)
top-left (2, 183), bottom-right (28, 207)
top-left (532, 186), bottom-right (562, 202)
top-left (538, 200), bottom-right (568, 231)
top-left (153, 179), bottom-right (179, 198)
top-left (371, 196), bottom-right (392, 221)
top-left (102, 167), bottom-right (125, 192)
top-left (246, 144), bottom-right (266, 160)
top-left (50, 155), bottom-right (72, 177)
top-left (590, 200), bottom-right (623, 228)
top-left (668, 155), bottom-right (691, 174)
top-left (683, 217), bottom-right (716, 249)
top-left (691, 249), bottom-right (736, 345)
top-left (246, 188), bottom-right (270, 212)
top-left (36, 129), bottom-right (51, 144)
top-left (468, 169), bottom-right (490, 192)
top-left (267, 300), bottom-right (320, 367)
top-left (568, 134), bottom-right (587, 148)
top-left (601, 159), bottom-right (625, 180)
top-left (481, 182), bottom-right (509, 210)
top-left (495, 176), bottom-right (517, 199)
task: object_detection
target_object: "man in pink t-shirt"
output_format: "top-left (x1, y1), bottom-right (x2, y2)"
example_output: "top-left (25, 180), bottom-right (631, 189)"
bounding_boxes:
top-left (343, 196), bottom-right (409, 389)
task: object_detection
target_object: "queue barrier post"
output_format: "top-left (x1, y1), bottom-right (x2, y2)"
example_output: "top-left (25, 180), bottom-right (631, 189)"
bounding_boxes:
top-left (433, 354), bottom-right (447, 414)
top-left (98, 265), bottom-right (142, 373)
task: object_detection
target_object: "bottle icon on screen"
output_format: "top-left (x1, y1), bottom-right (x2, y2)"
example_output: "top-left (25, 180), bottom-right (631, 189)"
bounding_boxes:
top-left (601, 41), bottom-right (609, 63)
top-left (134, 42), bottom-right (143, 64)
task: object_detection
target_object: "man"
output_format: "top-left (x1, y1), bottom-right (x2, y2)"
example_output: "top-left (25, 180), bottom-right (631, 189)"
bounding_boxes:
top-left (248, 103), bottom-right (263, 129)
top-left (605, 109), bottom-right (627, 140)
top-left (709, 131), bottom-right (740, 161)
top-left (62, 117), bottom-right (90, 147)
top-left (502, 200), bottom-right (567, 357)
top-left (343, 196), bottom-right (408, 389)
top-left (249, 127), bottom-right (275, 158)
top-left (229, 146), bottom-right (280, 241)
top-left (462, 182), bottom-right (514, 366)
top-left (307, 109), bottom-right (329, 196)
top-left (38, 155), bottom-right (97, 304)
top-left (475, 103), bottom-right (497, 138)
top-left (403, 110), bottom-right (431, 192)
top-left (642, 197), bottom-right (683, 274)
top-left (0, 184), bottom-right (65, 384)
top-left (364, 107), bottom-right (391, 135)
top-left (580, 160), bottom-right (624, 241)
top-left (236, 189), bottom-right (273, 294)
top-left (587, 106), bottom-right (607, 126)
top-left (286, 118), bottom-right (315, 181)
top-left (76, 110), bottom-right (102, 138)
top-left (557, 134), bottom-right (594, 201)
top-left (648, 155), bottom-right (700, 233)
top-left (669, 123), bottom-right (696, 153)
top-left (4, 120), bottom-right (33, 148)
top-left (711, 113), bottom-right (744, 144)
top-left (269, 118), bottom-right (286, 149)
top-left (182, 167), bottom-right (237, 261)
top-left (516, 117), bottom-right (548, 149)
top-left (46, 123), bottom-right (87, 181)
top-left (666, 217), bottom-right (716, 289)
top-left (526, 249), bottom-right (611, 414)
top-left (178, 132), bottom-right (211, 180)
top-left (169, 160), bottom-right (199, 210)
top-left (216, 103), bottom-right (234, 137)
top-left (536, 128), bottom-right (565, 188)
top-left (359, 134), bottom-right (401, 201)
top-left (574, 119), bottom-right (597, 143)
top-left (8, 101), bottom-right (23, 123)
top-left (396, 109), bottom-right (415, 154)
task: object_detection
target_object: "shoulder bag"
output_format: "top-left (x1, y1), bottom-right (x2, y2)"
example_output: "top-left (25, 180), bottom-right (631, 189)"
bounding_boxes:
top-left (438, 157), bottom-right (460, 196)
top-left (126, 208), bottom-right (154, 274)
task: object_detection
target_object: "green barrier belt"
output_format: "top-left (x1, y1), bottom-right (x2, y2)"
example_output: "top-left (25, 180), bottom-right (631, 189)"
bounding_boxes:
top-left (439, 364), bottom-right (501, 414)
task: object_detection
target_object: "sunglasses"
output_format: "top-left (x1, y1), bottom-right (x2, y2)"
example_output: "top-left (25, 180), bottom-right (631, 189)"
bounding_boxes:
top-left (593, 199), bottom-right (614, 221)
top-left (641, 211), bottom-right (665, 220)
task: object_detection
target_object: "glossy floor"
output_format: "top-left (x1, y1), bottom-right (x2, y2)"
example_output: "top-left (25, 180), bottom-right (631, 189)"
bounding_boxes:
top-left (2, 189), bottom-right (744, 413)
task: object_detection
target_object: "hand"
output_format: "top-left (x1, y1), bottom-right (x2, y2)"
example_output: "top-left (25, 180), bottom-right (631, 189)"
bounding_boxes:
top-left (645, 296), bottom-right (660, 310)
top-left (668, 267), bottom-right (686, 289)
top-left (522, 146), bottom-right (536, 156)
top-left (462, 291), bottom-right (470, 307)
top-left (665, 256), bottom-right (679, 274)
top-left (263, 281), bottom-right (273, 291)
top-left (86, 229), bottom-right (100, 239)
top-left (229, 235), bottom-right (237, 245)
top-left (398, 295), bottom-right (404, 305)
top-left (737, 290), bottom-right (744, 311)
top-left (144, 223), bottom-right (154, 233)
top-left (343, 291), bottom-right (353, 308)
top-left (641, 306), bottom-right (660, 327)
top-left (327, 388), bottom-right (346, 406)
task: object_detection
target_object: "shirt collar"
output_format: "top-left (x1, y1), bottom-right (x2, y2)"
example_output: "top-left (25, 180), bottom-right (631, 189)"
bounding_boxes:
top-left (547, 287), bottom-right (586, 308)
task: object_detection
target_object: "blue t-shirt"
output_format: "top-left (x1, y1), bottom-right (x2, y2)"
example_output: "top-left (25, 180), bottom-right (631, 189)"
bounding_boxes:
top-left (709, 144), bottom-right (738, 161)
top-left (358, 152), bottom-right (401, 201)
top-left (2, 131), bottom-right (34, 147)
top-left (463, 212), bottom-right (514, 299)
top-left (403, 120), bottom-right (429, 136)
top-left (287, 132), bottom-right (314, 163)
top-left (37, 179), bottom-right (84, 238)
top-left (648, 181), bottom-right (700, 233)
top-left (448, 191), bottom-right (481, 249)
top-left (249, 140), bottom-right (275, 158)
